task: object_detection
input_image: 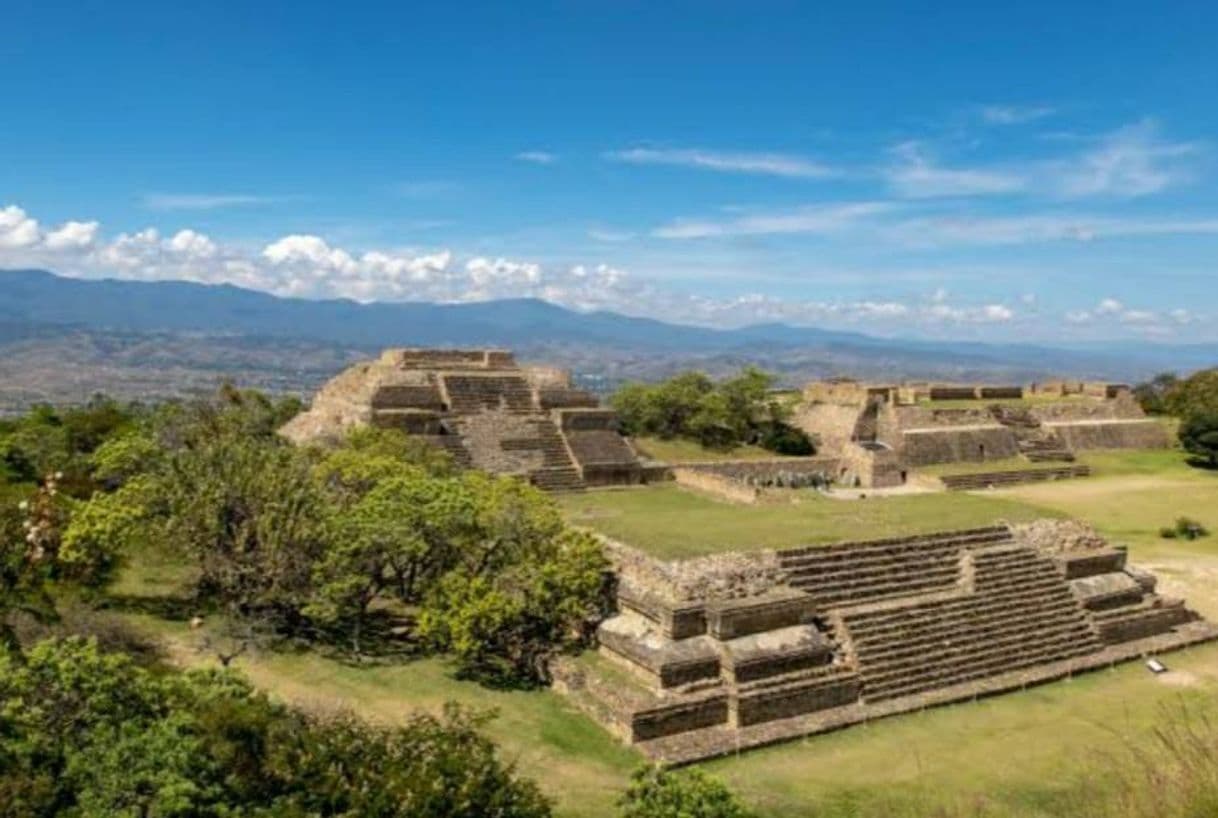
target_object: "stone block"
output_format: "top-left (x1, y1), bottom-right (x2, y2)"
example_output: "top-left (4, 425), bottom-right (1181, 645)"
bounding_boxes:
top-left (705, 589), bottom-right (818, 640)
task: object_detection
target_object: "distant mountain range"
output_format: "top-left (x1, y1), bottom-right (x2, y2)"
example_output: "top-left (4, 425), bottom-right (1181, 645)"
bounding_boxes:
top-left (0, 268), bottom-right (1213, 409)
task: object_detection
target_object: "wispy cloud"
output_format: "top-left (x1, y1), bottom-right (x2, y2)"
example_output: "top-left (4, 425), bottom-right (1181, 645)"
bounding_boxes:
top-left (653, 202), bottom-right (892, 239)
top-left (980, 104), bottom-right (1055, 125)
top-left (1063, 297), bottom-right (1199, 334)
top-left (885, 142), bottom-right (1025, 198)
top-left (1052, 119), bottom-right (1201, 198)
top-left (891, 213), bottom-right (1218, 247)
top-left (141, 193), bottom-right (286, 211)
top-left (515, 150), bottom-right (557, 165)
top-left (607, 147), bottom-right (834, 179)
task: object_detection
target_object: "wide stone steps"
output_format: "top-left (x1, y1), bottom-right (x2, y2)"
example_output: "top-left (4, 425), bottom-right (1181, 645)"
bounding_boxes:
top-left (848, 591), bottom-right (1082, 646)
top-left (862, 633), bottom-right (1095, 701)
top-left (778, 529), bottom-right (1019, 608)
top-left (941, 465), bottom-right (1090, 491)
top-left (837, 545), bottom-right (1102, 702)
top-left (852, 603), bottom-right (1093, 675)
top-left (789, 569), bottom-right (961, 608)
top-left (857, 616), bottom-right (1096, 684)
top-left (780, 526), bottom-right (1012, 561)
top-left (442, 375), bottom-right (537, 414)
top-left (529, 466), bottom-right (585, 492)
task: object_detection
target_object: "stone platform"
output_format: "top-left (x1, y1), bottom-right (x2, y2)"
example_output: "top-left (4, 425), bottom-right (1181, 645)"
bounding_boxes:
top-left (281, 348), bottom-right (644, 490)
top-left (556, 520), bottom-right (1217, 763)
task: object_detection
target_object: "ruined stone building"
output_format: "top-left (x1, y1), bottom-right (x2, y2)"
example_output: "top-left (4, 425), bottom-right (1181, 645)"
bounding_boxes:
top-left (792, 379), bottom-right (1169, 487)
top-left (280, 348), bottom-right (644, 490)
top-left (555, 520), bottom-right (1217, 763)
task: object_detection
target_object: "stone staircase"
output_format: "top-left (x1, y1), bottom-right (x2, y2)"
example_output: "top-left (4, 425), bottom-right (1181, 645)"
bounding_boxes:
top-left (940, 464), bottom-right (1091, 491)
top-left (442, 374), bottom-right (537, 414)
top-left (840, 544), bottom-right (1102, 702)
top-left (527, 419), bottom-right (585, 492)
top-left (777, 527), bottom-right (1012, 608)
top-left (852, 401), bottom-right (880, 443)
top-left (989, 405), bottom-right (1075, 462)
top-left (423, 433), bottom-right (473, 468)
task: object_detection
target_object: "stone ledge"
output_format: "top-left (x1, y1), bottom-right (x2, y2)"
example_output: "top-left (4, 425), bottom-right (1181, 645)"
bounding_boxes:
top-left (634, 621), bottom-right (1218, 765)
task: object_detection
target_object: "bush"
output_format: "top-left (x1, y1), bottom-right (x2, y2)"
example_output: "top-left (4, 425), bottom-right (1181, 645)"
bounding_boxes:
top-left (619, 765), bottom-right (754, 818)
top-left (1161, 517), bottom-right (1209, 541)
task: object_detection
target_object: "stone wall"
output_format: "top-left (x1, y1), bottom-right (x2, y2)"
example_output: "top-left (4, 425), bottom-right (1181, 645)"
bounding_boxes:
top-left (522, 365), bottom-right (571, 389)
top-left (791, 402), bottom-right (862, 455)
top-left (894, 405), bottom-right (995, 427)
top-left (455, 410), bottom-right (547, 474)
top-left (384, 348), bottom-right (516, 370)
top-left (600, 537), bottom-right (785, 605)
top-left (900, 426), bottom-right (1020, 466)
top-left (1043, 419), bottom-right (1170, 450)
top-left (928, 386), bottom-right (978, 400)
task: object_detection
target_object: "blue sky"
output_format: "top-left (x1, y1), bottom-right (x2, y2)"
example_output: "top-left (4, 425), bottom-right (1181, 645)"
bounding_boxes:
top-left (3, 1), bottom-right (1217, 341)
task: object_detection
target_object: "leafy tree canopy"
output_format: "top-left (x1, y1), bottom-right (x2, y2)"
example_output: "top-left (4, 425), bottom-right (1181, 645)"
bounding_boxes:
top-left (611, 368), bottom-right (812, 455)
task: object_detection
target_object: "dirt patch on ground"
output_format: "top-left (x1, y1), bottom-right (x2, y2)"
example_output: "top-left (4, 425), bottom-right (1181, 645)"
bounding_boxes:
top-left (1156, 670), bottom-right (1200, 687)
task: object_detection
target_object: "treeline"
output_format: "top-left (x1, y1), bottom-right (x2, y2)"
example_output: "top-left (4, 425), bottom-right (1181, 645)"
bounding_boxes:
top-left (611, 368), bottom-right (814, 455)
top-left (0, 389), bottom-right (759, 818)
top-left (1134, 368), bottom-right (1218, 465)
top-left (3, 387), bottom-right (609, 684)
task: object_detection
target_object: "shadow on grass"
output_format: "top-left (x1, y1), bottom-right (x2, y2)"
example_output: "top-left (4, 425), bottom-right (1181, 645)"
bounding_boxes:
top-left (1184, 456), bottom-right (1218, 472)
top-left (99, 592), bottom-right (200, 621)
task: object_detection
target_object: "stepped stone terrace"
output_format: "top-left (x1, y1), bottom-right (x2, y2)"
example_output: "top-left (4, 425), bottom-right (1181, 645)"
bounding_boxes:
top-left (280, 348), bottom-right (644, 491)
top-left (791, 377), bottom-right (1170, 489)
top-left (555, 489), bottom-right (1218, 763)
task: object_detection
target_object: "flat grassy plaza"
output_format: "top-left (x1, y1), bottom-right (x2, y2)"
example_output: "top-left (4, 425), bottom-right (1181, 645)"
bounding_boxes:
top-left (115, 448), bottom-right (1218, 817)
top-left (556, 482), bottom-right (1053, 559)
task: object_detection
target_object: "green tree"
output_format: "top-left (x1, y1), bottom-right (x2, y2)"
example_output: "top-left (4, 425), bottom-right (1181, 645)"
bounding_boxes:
top-left (611, 368), bottom-right (811, 454)
top-left (619, 765), bottom-right (755, 818)
top-left (1164, 369), bottom-right (1218, 419)
top-left (1133, 372), bottom-right (1180, 415)
top-left (1180, 412), bottom-right (1218, 467)
top-left (161, 437), bottom-right (330, 627)
top-left (419, 528), bottom-right (608, 684)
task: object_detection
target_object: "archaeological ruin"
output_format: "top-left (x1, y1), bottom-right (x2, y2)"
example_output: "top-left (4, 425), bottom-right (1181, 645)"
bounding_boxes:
top-left (280, 348), bottom-right (644, 490)
top-left (791, 378), bottom-right (1170, 489)
top-left (285, 351), bottom-right (1212, 763)
top-left (555, 520), bottom-right (1218, 763)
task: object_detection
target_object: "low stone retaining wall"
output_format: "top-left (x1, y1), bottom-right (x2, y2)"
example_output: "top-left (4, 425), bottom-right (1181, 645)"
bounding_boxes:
top-left (671, 458), bottom-right (840, 503)
top-left (1043, 419), bottom-right (1170, 450)
top-left (940, 464), bottom-right (1091, 491)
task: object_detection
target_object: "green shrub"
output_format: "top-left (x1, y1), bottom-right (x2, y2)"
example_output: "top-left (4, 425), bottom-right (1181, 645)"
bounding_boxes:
top-left (620, 765), bottom-right (755, 818)
top-left (1161, 517), bottom-right (1208, 540)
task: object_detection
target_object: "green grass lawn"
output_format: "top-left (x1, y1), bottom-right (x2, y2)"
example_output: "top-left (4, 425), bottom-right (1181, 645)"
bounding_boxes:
top-left (557, 484), bottom-right (1055, 559)
top-left (629, 436), bottom-right (788, 463)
